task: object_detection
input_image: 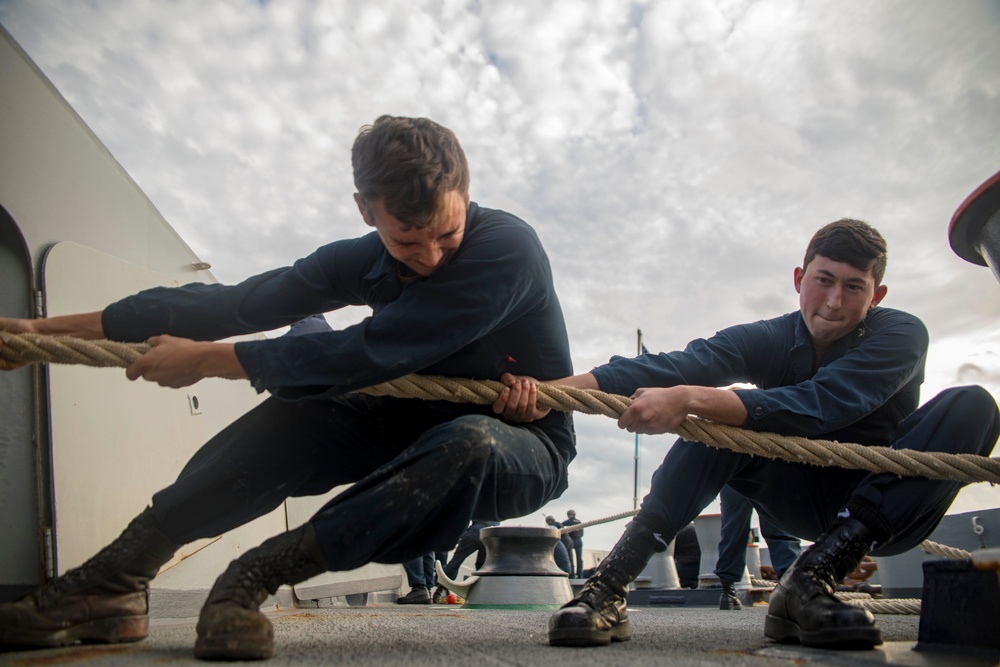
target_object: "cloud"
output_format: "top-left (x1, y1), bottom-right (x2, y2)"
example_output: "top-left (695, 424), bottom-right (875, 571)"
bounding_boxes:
top-left (2, 0), bottom-right (999, 549)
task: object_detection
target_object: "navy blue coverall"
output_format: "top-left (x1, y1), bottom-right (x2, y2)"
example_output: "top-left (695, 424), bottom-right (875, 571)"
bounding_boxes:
top-left (592, 307), bottom-right (999, 557)
top-left (100, 203), bottom-right (576, 570)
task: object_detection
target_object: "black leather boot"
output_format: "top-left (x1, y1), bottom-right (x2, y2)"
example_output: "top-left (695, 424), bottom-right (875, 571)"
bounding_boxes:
top-left (719, 580), bottom-right (742, 610)
top-left (0, 507), bottom-right (179, 648)
top-left (764, 517), bottom-right (882, 649)
top-left (194, 523), bottom-right (327, 661)
top-left (548, 521), bottom-right (663, 647)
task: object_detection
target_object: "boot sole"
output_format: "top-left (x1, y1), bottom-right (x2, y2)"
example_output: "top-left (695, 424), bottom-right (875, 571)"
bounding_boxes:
top-left (549, 619), bottom-right (631, 647)
top-left (194, 635), bottom-right (274, 661)
top-left (764, 613), bottom-right (882, 649)
top-left (0, 614), bottom-right (148, 648)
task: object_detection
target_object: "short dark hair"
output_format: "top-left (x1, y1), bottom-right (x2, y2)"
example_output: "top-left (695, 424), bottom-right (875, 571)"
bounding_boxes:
top-left (351, 115), bottom-right (470, 228)
top-left (803, 219), bottom-right (887, 285)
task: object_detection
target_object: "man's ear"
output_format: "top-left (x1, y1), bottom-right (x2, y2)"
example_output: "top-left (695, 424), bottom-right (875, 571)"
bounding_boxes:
top-left (870, 284), bottom-right (888, 309)
top-left (793, 267), bottom-right (804, 294)
top-left (354, 193), bottom-right (375, 227)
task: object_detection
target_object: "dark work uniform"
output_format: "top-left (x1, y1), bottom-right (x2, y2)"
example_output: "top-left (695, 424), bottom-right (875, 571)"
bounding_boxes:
top-left (672, 523), bottom-right (701, 589)
top-left (562, 517), bottom-right (584, 576)
top-left (101, 203), bottom-right (576, 569)
top-left (441, 520), bottom-right (498, 580)
top-left (715, 485), bottom-right (800, 582)
top-left (592, 308), bottom-right (999, 556)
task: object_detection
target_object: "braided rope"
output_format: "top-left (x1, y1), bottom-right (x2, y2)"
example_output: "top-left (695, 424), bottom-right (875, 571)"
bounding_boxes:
top-left (740, 577), bottom-right (920, 614)
top-left (3, 333), bottom-right (983, 618)
top-left (834, 591), bottom-right (874, 600)
top-left (843, 597), bottom-right (922, 615)
top-left (921, 539), bottom-right (972, 560)
top-left (750, 577), bottom-right (777, 588)
top-left (558, 509), bottom-right (638, 536)
top-left (2, 332), bottom-right (999, 486)
top-left (0, 332), bottom-right (149, 370)
top-left (367, 378), bottom-right (1000, 483)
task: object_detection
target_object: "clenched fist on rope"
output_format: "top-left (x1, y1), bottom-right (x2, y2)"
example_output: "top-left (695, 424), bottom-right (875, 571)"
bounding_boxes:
top-left (498, 372), bottom-right (750, 436)
top-left (121, 335), bottom-right (246, 388)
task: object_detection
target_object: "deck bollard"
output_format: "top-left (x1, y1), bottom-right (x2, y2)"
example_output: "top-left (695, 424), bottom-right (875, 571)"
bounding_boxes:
top-left (435, 526), bottom-right (573, 609)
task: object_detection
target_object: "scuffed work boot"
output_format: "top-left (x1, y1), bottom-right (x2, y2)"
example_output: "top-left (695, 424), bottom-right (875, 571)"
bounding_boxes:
top-left (194, 523), bottom-right (327, 661)
top-left (765, 517), bottom-right (882, 649)
top-left (0, 507), bottom-right (179, 648)
top-left (719, 581), bottom-right (743, 610)
top-left (548, 521), bottom-right (664, 647)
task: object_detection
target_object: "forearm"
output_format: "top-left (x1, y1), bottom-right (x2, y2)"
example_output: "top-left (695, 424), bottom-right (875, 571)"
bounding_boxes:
top-left (543, 372), bottom-right (599, 390)
top-left (677, 385), bottom-right (748, 426)
top-left (10, 311), bottom-right (105, 339)
top-left (619, 384), bottom-right (748, 435)
top-left (193, 342), bottom-right (248, 380)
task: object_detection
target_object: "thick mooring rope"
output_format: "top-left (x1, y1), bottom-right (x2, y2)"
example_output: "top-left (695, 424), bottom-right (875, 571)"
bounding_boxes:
top-left (843, 597), bottom-right (921, 615)
top-left (2, 332), bottom-right (999, 486)
top-left (0, 332), bottom-right (149, 370)
top-left (2, 332), bottom-right (987, 617)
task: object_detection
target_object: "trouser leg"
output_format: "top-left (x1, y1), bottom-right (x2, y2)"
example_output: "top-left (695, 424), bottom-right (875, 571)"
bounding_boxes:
top-left (442, 530), bottom-right (480, 580)
top-left (635, 438), bottom-right (750, 539)
top-left (184, 397), bottom-right (566, 659)
top-left (401, 557), bottom-right (425, 589)
top-left (715, 486), bottom-right (753, 610)
top-left (760, 519), bottom-right (801, 578)
top-left (421, 553), bottom-right (435, 588)
top-left (571, 537), bottom-right (584, 576)
top-left (714, 486), bottom-right (754, 583)
top-left (149, 395), bottom-right (400, 544)
top-left (725, 387), bottom-right (999, 557)
top-left (848, 385), bottom-right (1000, 554)
top-left (308, 412), bottom-right (567, 571)
top-left (554, 541), bottom-right (572, 574)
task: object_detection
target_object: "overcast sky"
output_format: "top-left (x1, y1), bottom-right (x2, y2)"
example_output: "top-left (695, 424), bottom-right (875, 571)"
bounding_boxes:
top-left (2, 0), bottom-right (999, 552)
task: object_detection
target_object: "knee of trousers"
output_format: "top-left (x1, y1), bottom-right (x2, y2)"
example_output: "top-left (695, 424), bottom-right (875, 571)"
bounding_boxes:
top-left (933, 385), bottom-right (1000, 454)
top-left (418, 415), bottom-right (504, 471)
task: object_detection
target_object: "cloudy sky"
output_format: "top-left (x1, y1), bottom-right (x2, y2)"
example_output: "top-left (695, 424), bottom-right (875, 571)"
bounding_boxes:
top-left (2, 0), bottom-right (999, 552)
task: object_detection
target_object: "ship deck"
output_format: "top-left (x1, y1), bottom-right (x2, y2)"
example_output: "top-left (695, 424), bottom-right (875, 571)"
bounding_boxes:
top-left (2, 602), bottom-right (994, 667)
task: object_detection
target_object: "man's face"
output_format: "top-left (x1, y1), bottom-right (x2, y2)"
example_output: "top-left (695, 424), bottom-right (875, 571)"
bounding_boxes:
top-left (793, 255), bottom-right (888, 347)
top-left (355, 190), bottom-right (467, 277)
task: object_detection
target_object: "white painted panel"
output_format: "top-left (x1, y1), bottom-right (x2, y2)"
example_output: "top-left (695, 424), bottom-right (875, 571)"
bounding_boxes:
top-left (43, 241), bottom-right (399, 604)
top-left (42, 241), bottom-right (281, 577)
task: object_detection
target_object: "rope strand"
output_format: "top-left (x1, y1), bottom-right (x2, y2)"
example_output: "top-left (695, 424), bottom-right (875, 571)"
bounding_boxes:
top-left (2, 332), bottom-right (984, 617)
top-left (2, 331), bottom-right (999, 484)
